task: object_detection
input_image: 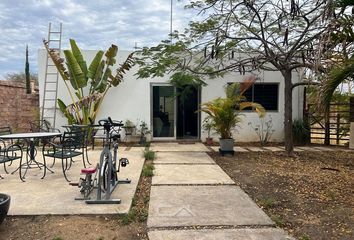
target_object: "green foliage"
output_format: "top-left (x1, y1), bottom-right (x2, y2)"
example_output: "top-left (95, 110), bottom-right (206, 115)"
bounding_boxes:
top-left (25, 45), bottom-right (31, 94)
top-left (258, 197), bottom-right (276, 209)
top-left (299, 234), bottom-right (311, 240)
top-left (271, 214), bottom-right (285, 227)
top-left (292, 119), bottom-right (310, 145)
top-left (43, 39), bottom-right (134, 125)
top-left (200, 81), bottom-right (265, 139)
top-left (120, 209), bottom-right (136, 225)
top-left (202, 118), bottom-right (214, 138)
top-left (5, 72), bottom-right (38, 83)
top-left (142, 163), bottom-right (154, 177)
top-left (52, 237), bottom-right (63, 240)
top-left (248, 115), bottom-right (275, 146)
top-left (143, 150), bottom-right (156, 160)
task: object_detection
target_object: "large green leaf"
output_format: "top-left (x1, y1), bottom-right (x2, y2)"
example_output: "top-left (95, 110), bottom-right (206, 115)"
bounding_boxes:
top-left (69, 39), bottom-right (88, 80)
top-left (96, 68), bottom-right (111, 93)
top-left (57, 99), bottom-right (75, 124)
top-left (105, 44), bottom-right (118, 66)
top-left (88, 50), bottom-right (104, 79)
top-left (64, 50), bottom-right (87, 89)
top-left (93, 60), bottom-right (105, 88)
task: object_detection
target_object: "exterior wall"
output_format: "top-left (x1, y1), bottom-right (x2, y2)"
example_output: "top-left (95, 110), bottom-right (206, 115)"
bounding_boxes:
top-left (38, 49), bottom-right (304, 142)
top-left (0, 80), bottom-right (39, 132)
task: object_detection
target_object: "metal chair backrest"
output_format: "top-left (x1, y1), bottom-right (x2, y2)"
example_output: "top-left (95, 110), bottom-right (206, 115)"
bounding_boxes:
top-left (29, 120), bottom-right (52, 132)
top-left (0, 126), bottom-right (12, 136)
top-left (62, 130), bottom-right (86, 151)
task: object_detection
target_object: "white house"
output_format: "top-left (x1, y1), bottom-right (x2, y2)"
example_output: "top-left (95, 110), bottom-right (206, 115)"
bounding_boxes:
top-left (38, 49), bottom-right (304, 142)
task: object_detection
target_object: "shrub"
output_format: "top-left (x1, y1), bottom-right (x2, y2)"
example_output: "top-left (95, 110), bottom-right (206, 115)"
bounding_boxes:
top-left (292, 119), bottom-right (310, 145)
top-left (143, 150), bottom-right (156, 160)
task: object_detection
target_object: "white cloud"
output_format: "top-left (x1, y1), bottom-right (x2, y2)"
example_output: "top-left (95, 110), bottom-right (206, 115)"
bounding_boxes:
top-left (0, 0), bottom-right (195, 78)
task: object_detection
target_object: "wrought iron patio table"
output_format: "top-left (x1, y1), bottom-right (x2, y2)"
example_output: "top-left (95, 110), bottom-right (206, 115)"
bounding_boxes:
top-left (0, 132), bottom-right (62, 181)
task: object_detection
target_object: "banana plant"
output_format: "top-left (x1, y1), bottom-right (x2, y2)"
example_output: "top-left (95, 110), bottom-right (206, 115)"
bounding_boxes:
top-left (43, 39), bottom-right (134, 125)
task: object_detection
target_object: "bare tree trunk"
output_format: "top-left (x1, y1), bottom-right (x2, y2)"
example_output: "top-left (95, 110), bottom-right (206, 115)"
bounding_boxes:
top-left (284, 70), bottom-right (294, 155)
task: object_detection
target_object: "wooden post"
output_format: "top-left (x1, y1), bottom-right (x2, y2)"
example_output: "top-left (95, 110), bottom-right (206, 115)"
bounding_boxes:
top-left (336, 114), bottom-right (340, 145)
top-left (349, 97), bottom-right (354, 149)
top-left (324, 112), bottom-right (330, 145)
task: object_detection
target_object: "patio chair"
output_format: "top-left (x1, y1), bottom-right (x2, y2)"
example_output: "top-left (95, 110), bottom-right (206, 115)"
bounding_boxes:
top-left (64, 125), bottom-right (92, 166)
top-left (92, 123), bottom-right (121, 149)
top-left (0, 126), bottom-right (22, 167)
top-left (42, 130), bottom-right (86, 182)
top-left (0, 139), bottom-right (23, 179)
top-left (29, 120), bottom-right (60, 133)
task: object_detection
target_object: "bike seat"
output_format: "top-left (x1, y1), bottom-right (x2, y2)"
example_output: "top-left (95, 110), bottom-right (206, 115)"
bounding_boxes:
top-left (81, 167), bottom-right (97, 174)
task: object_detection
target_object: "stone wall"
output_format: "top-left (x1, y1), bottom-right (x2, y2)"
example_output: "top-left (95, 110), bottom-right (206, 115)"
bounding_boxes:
top-left (0, 80), bottom-right (39, 132)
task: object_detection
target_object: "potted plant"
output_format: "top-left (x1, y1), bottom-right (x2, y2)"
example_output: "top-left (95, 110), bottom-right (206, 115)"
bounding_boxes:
top-left (0, 193), bottom-right (10, 225)
top-left (139, 121), bottom-right (152, 145)
top-left (202, 118), bottom-right (214, 145)
top-left (200, 78), bottom-right (265, 153)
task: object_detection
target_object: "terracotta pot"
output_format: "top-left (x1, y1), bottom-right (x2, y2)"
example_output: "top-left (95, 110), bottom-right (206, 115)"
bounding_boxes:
top-left (0, 193), bottom-right (10, 225)
top-left (205, 137), bottom-right (214, 146)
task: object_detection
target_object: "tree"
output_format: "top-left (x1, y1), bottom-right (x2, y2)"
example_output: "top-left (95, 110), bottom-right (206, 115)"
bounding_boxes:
top-left (25, 45), bottom-right (31, 94)
top-left (136, 0), bottom-right (337, 155)
top-left (43, 39), bottom-right (134, 125)
top-left (5, 72), bottom-right (38, 83)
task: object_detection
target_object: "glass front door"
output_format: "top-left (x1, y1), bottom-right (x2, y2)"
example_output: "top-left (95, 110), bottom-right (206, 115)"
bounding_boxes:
top-left (152, 85), bottom-right (175, 138)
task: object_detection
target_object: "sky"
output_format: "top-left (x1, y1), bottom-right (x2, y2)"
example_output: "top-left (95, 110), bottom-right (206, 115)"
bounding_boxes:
top-left (0, 0), bottom-right (195, 79)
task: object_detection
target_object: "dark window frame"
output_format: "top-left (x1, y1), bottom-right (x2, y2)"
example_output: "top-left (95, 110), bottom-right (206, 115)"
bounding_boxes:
top-left (227, 82), bottom-right (279, 112)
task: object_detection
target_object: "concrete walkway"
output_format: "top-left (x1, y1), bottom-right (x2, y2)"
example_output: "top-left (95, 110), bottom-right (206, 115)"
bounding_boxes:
top-left (147, 143), bottom-right (293, 240)
top-left (209, 145), bottom-right (350, 152)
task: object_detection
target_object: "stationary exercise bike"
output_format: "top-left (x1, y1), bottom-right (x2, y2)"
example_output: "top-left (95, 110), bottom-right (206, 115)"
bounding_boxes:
top-left (70, 117), bottom-right (131, 204)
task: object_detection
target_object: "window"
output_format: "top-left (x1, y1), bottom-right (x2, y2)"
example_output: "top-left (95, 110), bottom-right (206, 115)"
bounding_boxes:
top-left (243, 83), bottom-right (279, 111)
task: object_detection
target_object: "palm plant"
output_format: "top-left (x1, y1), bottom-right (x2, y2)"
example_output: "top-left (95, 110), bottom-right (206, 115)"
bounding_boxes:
top-left (318, 1), bottom-right (354, 111)
top-left (43, 39), bottom-right (134, 125)
top-left (200, 78), bottom-right (265, 140)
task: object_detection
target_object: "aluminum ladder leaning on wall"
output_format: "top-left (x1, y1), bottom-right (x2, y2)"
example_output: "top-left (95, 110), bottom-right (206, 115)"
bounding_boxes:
top-left (41, 22), bottom-right (62, 129)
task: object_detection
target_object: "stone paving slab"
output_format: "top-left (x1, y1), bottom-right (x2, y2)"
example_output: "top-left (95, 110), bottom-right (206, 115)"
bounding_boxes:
top-left (151, 143), bottom-right (210, 152)
top-left (152, 165), bottom-right (235, 185)
top-left (293, 147), bottom-right (304, 152)
top-left (296, 146), bottom-right (321, 151)
top-left (148, 185), bottom-right (274, 228)
top-left (245, 147), bottom-right (266, 152)
top-left (210, 146), bottom-right (249, 152)
top-left (313, 146), bottom-right (334, 151)
top-left (0, 150), bottom-right (144, 215)
top-left (154, 152), bottom-right (215, 164)
top-left (262, 147), bottom-right (283, 152)
top-left (234, 146), bottom-right (249, 152)
top-left (148, 228), bottom-right (294, 240)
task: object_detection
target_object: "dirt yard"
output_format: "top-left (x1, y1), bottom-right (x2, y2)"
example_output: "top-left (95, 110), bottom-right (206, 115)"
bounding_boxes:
top-left (209, 150), bottom-right (354, 240)
top-left (0, 160), bottom-right (152, 240)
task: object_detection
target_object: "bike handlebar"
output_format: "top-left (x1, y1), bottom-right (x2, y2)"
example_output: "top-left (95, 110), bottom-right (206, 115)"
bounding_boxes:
top-left (98, 118), bottom-right (124, 127)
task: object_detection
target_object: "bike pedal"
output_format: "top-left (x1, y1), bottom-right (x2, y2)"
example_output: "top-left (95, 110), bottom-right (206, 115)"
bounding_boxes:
top-left (69, 182), bottom-right (79, 186)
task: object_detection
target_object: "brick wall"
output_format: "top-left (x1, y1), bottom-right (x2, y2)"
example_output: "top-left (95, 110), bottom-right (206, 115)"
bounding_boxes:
top-left (0, 80), bottom-right (39, 132)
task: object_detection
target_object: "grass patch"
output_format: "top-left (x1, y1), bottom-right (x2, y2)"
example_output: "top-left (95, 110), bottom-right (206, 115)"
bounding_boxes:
top-left (52, 237), bottom-right (63, 240)
top-left (299, 234), bottom-right (311, 240)
top-left (144, 142), bottom-right (151, 149)
top-left (258, 197), bottom-right (276, 209)
top-left (142, 163), bottom-right (154, 177)
top-left (143, 150), bottom-right (156, 160)
top-left (271, 214), bottom-right (285, 227)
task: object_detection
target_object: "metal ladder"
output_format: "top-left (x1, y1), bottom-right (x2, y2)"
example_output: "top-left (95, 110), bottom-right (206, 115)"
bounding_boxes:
top-left (41, 22), bottom-right (62, 128)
